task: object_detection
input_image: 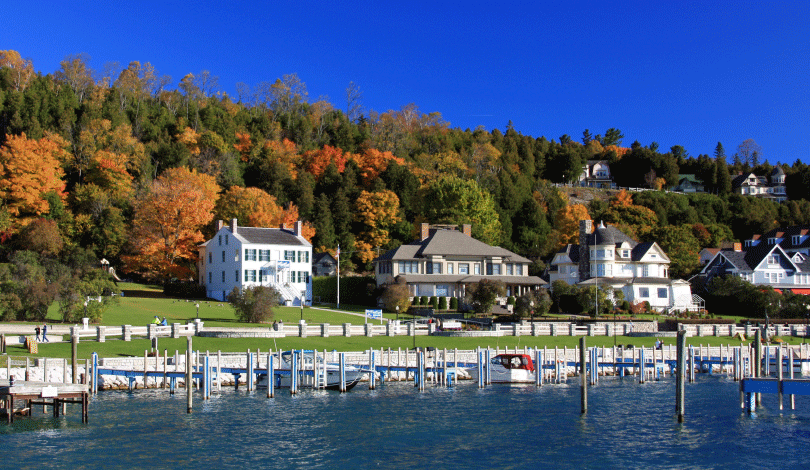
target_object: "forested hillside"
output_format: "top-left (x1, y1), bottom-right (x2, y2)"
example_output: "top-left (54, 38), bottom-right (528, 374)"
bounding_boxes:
top-left (2, 49), bottom-right (810, 301)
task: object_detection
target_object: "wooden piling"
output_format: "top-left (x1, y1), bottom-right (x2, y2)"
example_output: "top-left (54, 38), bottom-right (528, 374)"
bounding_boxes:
top-left (71, 334), bottom-right (78, 384)
top-left (186, 335), bottom-right (192, 413)
top-left (676, 330), bottom-right (686, 423)
top-left (580, 337), bottom-right (587, 414)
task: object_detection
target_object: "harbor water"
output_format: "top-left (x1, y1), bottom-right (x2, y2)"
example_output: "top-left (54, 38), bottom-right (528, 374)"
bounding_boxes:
top-left (1, 375), bottom-right (809, 469)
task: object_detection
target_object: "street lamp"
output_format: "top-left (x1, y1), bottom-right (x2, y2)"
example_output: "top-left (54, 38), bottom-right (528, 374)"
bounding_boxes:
top-left (396, 305), bottom-right (400, 322)
top-left (195, 303), bottom-right (200, 320)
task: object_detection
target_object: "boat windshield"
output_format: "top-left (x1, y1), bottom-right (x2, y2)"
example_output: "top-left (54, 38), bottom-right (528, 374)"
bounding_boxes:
top-left (492, 354), bottom-right (534, 371)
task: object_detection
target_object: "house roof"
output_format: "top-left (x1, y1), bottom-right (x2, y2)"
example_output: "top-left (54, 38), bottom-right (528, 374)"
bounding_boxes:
top-left (585, 223), bottom-right (637, 248)
top-left (313, 252), bottom-right (336, 264)
top-left (234, 227), bottom-right (310, 247)
top-left (753, 224), bottom-right (810, 251)
top-left (375, 229), bottom-right (531, 263)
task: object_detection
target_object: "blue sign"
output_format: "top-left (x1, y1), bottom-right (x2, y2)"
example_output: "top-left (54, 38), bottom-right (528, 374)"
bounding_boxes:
top-left (365, 309), bottom-right (382, 320)
top-left (277, 260), bottom-right (291, 269)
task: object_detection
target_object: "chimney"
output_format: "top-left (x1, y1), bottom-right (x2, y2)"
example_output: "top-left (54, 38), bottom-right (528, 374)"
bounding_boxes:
top-left (230, 218), bottom-right (237, 235)
top-left (420, 223), bottom-right (430, 241)
top-left (217, 220), bottom-right (224, 231)
top-left (578, 219), bottom-right (593, 282)
top-left (733, 242), bottom-right (742, 252)
top-left (462, 224), bottom-right (471, 237)
top-left (294, 220), bottom-right (302, 237)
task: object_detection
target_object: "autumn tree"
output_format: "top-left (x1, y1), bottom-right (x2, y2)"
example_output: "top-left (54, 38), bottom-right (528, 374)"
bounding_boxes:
top-left (418, 175), bottom-right (502, 245)
top-left (353, 190), bottom-right (401, 264)
top-left (0, 132), bottom-right (69, 229)
top-left (124, 167), bottom-right (219, 280)
top-left (228, 285), bottom-right (280, 323)
top-left (380, 278), bottom-right (411, 314)
top-left (0, 50), bottom-right (35, 91)
top-left (215, 185), bottom-right (315, 241)
top-left (552, 203), bottom-right (590, 247)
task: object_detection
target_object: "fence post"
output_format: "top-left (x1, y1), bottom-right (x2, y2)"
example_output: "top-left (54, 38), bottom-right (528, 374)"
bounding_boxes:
top-left (97, 326), bottom-right (106, 343)
top-left (344, 323), bottom-right (352, 337)
top-left (123, 325), bottom-right (131, 341)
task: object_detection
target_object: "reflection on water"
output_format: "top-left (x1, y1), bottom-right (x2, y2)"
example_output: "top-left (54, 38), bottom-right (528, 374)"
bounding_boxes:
top-left (1, 376), bottom-right (809, 469)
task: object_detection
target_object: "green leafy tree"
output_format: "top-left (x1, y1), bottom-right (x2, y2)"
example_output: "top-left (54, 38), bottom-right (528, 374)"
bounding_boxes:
top-left (465, 279), bottom-right (506, 315)
top-left (227, 286), bottom-right (280, 323)
top-left (655, 225), bottom-right (701, 278)
top-left (418, 175), bottom-right (502, 245)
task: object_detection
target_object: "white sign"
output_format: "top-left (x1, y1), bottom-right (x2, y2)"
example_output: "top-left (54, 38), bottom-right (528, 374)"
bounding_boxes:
top-left (41, 386), bottom-right (58, 398)
top-left (365, 309), bottom-right (382, 320)
top-left (277, 260), bottom-right (291, 269)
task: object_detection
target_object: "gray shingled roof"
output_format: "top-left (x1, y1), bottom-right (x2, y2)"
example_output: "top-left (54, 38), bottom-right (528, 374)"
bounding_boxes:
top-left (234, 227), bottom-right (309, 246)
top-left (397, 274), bottom-right (546, 286)
top-left (375, 229), bottom-right (530, 263)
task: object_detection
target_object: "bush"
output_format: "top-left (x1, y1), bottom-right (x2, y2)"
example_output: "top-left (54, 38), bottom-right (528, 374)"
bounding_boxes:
top-left (507, 296), bottom-right (516, 306)
top-left (227, 286), bottom-right (280, 323)
top-left (449, 297), bottom-right (458, 310)
top-left (438, 297), bottom-right (448, 310)
top-left (430, 296), bottom-right (438, 309)
top-left (412, 296), bottom-right (419, 305)
top-left (420, 296), bottom-right (429, 305)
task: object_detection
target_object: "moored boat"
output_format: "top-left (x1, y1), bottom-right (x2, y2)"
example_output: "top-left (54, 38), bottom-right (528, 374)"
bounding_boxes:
top-left (256, 351), bottom-right (363, 391)
top-left (469, 353), bottom-right (535, 383)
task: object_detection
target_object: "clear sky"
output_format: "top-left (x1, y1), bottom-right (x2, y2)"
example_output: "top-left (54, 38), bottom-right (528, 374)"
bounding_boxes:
top-left (3, 0), bottom-right (809, 164)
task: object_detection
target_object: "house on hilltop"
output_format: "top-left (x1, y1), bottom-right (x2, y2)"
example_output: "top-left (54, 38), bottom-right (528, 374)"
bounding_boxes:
top-left (373, 223), bottom-right (545, 302)
top-left (197, 219), bottom-right (312, 304)
top-left (549, 219), bottom-right (699, 312)
top-left (579, 160), bottom-right (616, 189)
top-left (731, 168), bottom-right (787, 202)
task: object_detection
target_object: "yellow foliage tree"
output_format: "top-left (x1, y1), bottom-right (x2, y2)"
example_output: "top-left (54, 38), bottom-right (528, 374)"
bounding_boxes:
top-left (353, 190), bottom-right (401, 263)
top-left (216, 186), bottom-right (315, 242)
top-left (0, 50), bottom-right (35, 91)
top-left (552, 204), bottom-right (590, 247)
top-left (0, 132), bottom-right (69, 229)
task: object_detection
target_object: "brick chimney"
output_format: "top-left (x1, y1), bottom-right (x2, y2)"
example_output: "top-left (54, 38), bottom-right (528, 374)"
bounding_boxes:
top-left (230, 218), bottom-right (237, 235)
top-left (420, 223), bottom-right (430, 241)
top-left (462, 224), bottom-right (471, 237)
top-left (578, 219), bottom-right (593, 282)
top-left (217, 220), bottom-right (224, 231)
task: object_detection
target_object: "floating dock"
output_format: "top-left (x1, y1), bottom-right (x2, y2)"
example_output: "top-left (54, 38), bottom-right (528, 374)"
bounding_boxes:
top-left (0, 380), bottom-right (89, 423)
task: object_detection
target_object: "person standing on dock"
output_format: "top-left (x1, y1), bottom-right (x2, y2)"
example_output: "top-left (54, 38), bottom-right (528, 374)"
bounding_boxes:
top-left (35, 325), bottom-right (41, 342)
top-left (42, 323), bottom-right (49, 342)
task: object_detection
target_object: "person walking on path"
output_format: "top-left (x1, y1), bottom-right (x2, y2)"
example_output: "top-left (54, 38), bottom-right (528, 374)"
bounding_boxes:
top-left (42, 324), bottom-right (49, 342)
top-left (35, 325), bottom-right (41, 342)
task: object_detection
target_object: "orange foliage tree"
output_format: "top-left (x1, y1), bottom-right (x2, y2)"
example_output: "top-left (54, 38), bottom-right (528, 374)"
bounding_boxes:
top-left (353, 190), bottom-right (401, 263)
top-left (0, 132), bottom-right (69, 228)
top-left (215, 186), bottom-right (315, 242)
top-left (300, 145), bottom-right (347, 179)
top-left (552, 204), bottom-right (590, 247)
top-left (124, 168), bottom-right (219, 280)
top-left (347, 149), bottom-right (405, 186)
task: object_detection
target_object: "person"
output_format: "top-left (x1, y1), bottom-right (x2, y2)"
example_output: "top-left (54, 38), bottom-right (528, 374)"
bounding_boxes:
top-left (153, 315), bottom-right (161, 325)
top-left (35, 325), bottom-right (41, 342)
top-left (655, 338), bottom-right (662, 350)
top-left (161, 317), bottom-right (168, 326)
top-left (42, 324), bottom-right (49, 342)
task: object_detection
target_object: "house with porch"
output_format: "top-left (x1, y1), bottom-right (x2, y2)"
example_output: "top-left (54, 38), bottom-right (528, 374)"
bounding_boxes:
top-left (579, 160), bottom-right (615, 189)
top-left (373, 223), bottom-right (545, 303)
top-left (549, 219), bottom-right (699, 312)
top-left (197, 219), bottom-right (312, 304)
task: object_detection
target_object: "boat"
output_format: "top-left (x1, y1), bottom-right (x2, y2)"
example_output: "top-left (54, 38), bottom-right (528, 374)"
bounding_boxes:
top-left (256, 350), bottom-right (363, 391)
top-left (470, 353), bottom-right (536, 383)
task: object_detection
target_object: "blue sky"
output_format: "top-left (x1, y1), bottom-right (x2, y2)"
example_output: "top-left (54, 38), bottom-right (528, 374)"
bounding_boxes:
top-left (3, 1), bottom-right (809, 164)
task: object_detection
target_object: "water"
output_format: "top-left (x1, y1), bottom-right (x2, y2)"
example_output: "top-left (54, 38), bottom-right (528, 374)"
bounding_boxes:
top-left (1, 376), bottom-right (809, 469)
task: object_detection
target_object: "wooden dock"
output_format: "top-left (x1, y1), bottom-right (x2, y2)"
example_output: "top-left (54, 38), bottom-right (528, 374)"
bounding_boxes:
top-left (0, 380), bottom-right (89, 423)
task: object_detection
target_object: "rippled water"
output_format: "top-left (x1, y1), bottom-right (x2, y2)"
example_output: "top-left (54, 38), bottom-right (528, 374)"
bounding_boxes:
top-left (1, 376), bottom-right (809, 469)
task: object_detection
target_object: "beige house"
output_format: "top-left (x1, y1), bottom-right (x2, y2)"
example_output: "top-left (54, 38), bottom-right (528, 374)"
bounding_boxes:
top-left (373, 223), bottom-right (545, 300)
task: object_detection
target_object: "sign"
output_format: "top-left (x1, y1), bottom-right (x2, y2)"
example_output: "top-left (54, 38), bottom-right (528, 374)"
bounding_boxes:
top-left (41, 386), bottom-right (58, 398)
top-left (277, 260), bottom-right (291, 269)
top-left (365, 309), bottom-right (382, 320)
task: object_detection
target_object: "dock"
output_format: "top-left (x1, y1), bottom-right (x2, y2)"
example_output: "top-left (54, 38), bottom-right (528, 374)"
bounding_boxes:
top-left (0, 380), bottom-right (89, 423)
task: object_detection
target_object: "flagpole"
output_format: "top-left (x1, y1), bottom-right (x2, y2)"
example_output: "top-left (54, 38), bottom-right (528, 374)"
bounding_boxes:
top-left (336, 245), bottom-right (340, 310)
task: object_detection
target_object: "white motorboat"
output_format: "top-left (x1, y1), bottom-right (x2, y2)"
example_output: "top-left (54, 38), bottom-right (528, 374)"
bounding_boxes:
top-left (256, 350), bottom-right (363, 391)
top-left (470, 353), bottom-right (536, 383)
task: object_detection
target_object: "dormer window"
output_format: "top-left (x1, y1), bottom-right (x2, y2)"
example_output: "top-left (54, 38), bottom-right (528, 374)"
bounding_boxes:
top-left (767, 254), bottom-right (779, 265)
top-left (745, 240), bottom-right (754, 247)
top-left (793, 235), bottom-right (801, 245)
top-left (769, 238), bottom-right (778, 245)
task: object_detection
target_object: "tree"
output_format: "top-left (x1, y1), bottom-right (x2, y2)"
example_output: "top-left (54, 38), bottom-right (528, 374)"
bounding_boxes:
top-left (124, 167), bottom-right (219, 280)
top-left (381, 279), bottom-right (411, 314)
top-left (17, 218), bottom-right (63, 257)
top-left (0, 50), bottom-right (35, 91)
top-left (602, 128), bottom-right (624, 147)
top-left (514, 289), bottom-right (551, 319)
top-left (228, 285), bottom-right (280, 323)
top-left (0, 132), bottom-right (69, 229)
top-left (734, 139), bottom-right (762, 167)
top-left (345, 81), bottom-right (363, 122)
top-left (353, 190), bottom-right (401, 264)
top-left (215, 186), bottom-right (315, 241)
top-left (552, 203), bottom-right (590, 247)
top-left (465, 279), bottom-right (506, 315)
top-left (654, 225), bottom-right (701, 278)
top-left (418, 175), bottom-right (502, 245)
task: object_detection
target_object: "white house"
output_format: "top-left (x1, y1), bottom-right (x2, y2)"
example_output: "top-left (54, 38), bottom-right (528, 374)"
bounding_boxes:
top-left (549, 219), bottom-right (699, 312)
top-left (198, 219), bottom-right (312, 304)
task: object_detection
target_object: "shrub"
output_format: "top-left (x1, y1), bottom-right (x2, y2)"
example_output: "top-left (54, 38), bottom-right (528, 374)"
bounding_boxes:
top-left (438, 297), bottom-right (448, 310)
top-left (449, 297), bottom-right (458, 310)
top-left (507, 296), bottom-right (516, 306)
top-left (420, 296), bottom-right (429, 305)
top-left (227, 286), bottom-right (280, 323)
top-left (430, 296), bottom-right (438, 309)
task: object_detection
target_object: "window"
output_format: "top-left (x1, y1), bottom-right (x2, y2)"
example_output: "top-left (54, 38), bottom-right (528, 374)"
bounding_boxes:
top-left (769, 238), bottom-right (778, 245)
top-left (767, 254), bottom-right (780, 265)
top-left (506, 264), bottom-right (513, 275)
top-left (436, 285), bottom-right (449, 296)
top-left (399, 261), bottom-right (419, 274)
top-left (793, 235), bottom-right (801, 245)
top-left (427, 262), bottom-right (441, 274)
top-left (657, 288), bottom-right (668, 299)
top-left (221, 271), bottom-right (225, 282)
top-left (259, 249), bottom-right (271, 261)
top-left (639, 288), bottom-right (649, 298)
top-left (297, 251), bottom-right (309, 263)
top-left (225, 234), bottom-right (229, 245)
top-left (259, 270), bottom-right (268, 283)
top-left (218, 235), bottom-right (222, 246)
top-left (459, 263), bottom-right (469, 275)
top-left (474, 263), bottom-right (481, 275)
top-left (297, 271), bottom-right (309, 283)
top-left (486, 263), bottom-right (501, 275)
top-left (208, 252), bottom-right (212, 264)
top-left (285, 250), bottom-right (296, 261)
top-left (447, 263), bottom-right (454, 274)
top-left (208, 272), bottom-right (212, 283)
top-left (642, 265), bottom-right (649, 277)
top-left (235, 270), bottom-right (239, 282)
top-left (222, 251), bottom-right (226, 263)
top-left (245, 249), bottom-right (257, 261)
top-left (245, 270), bottom-right (257, 282)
